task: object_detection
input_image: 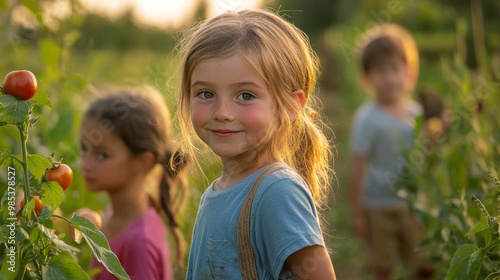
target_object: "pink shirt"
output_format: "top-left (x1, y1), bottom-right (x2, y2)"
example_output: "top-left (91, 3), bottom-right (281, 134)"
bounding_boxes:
top-left (91, 208), bottom-right (172, 280)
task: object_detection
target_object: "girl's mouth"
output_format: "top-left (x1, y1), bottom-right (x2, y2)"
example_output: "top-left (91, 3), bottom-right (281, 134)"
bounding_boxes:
top-left (211, 130), bottom-right (239, 137)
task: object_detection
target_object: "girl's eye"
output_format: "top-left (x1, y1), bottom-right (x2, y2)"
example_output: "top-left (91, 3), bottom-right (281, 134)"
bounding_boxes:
top-left (80, 143), bottom-right (90, 156)
top-left (80, 146), bottom-right (88, 156)
top-left (97, 153), bottom-right (107, 160)
top-left (237, 92), bottom-right (255, 101)
top-left (197, 91), bottom-right (215, 99)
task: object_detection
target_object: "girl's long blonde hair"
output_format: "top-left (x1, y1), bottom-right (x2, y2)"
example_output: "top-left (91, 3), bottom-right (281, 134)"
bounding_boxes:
top-left (177, 9), bottom-right (334, 209)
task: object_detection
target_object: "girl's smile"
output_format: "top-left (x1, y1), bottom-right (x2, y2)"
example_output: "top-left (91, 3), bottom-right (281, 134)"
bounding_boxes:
top-left (189, 53), bottom-right (278, 162)
top-left (210, 129), bottom-right (241, 137)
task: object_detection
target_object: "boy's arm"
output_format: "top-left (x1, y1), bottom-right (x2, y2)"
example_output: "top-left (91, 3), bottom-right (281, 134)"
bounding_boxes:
top-left (350, 154), bottom-right (368, 239)
top-left (286, 245), bottom-right (336, 280)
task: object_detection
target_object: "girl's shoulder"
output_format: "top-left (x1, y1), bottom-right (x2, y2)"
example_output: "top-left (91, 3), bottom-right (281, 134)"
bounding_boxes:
top-left (259, 166), bottom-right (305, 186)
top-left (253, 166), bottom-right (313, 204)
top-left (112, 209), bottom-right (166, 246)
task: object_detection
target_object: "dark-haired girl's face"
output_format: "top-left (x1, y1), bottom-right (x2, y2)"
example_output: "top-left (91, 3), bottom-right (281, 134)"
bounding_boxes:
top-left (79, 119), bottom-right (142, 192)
top-left (189, 53), bottom-right (278, 165)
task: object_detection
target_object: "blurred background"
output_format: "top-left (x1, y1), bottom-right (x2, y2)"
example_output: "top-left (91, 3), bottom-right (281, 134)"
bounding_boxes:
top-left (1, 0), bottom-right (499, 279)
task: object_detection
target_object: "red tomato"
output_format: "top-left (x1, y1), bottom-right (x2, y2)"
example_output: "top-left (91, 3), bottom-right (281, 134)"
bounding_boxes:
top-left (20, 196), bottom-right (44, 216)
top-left (2, 70), bottom-right (37, 100)
top-left (46, 163), bottom-right (73, 190)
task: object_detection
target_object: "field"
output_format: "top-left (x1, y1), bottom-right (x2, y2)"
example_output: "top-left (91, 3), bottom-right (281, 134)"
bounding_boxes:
top-left (1, 1), bottom-right (499, 279)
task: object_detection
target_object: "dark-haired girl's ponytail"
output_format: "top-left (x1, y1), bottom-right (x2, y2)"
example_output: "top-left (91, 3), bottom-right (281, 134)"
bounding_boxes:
top-left (158, 149), bottom-right (189, 268)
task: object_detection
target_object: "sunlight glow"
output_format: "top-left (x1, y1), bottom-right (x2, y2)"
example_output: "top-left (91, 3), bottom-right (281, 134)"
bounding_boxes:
top-left (80, 0), bottom-right (133, 20)
top-left (80, 0), bottom-right (264, 29)
top-left (132, 0), bottom-right (198, 29)
top-left (11, 0), bottom-right (266, 31)
top-left (208, 0), bottom-right (264, 18)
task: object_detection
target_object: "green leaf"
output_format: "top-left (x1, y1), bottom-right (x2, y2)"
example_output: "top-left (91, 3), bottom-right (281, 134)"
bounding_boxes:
top-left (446, 244), bottom-right (478, 280)
top-left (70, 214), bottom-right (130, 280)
top-left (0, 94), bottom-right (30, 125)
top-left (465, 217), bottom-right (489, 237)
top-left (27, 154), bottom-right (51, 180)
top-left (0, 149), bottom-right (12, 166)
top-left (37, 223), bottom-right (80, 255)
top-left (486, 239), bottom-right (500, 252)
top-left (39, 205), bottom-right (53, 221)
top-left (29, 91), bottom-right (52, 108)
top-left (0, 257), bottom-right (18, 280)
top-left (42, 181), bottom-right (63, 210)
top-left (23, 198), bottom-right (36, 217)
top-left (41, 254), bottom-right (89, 280)
top-left (0, 154), bottom-right (22, 170)
top-left (485, 270), bottom-right (500, 280)
top-left (467, 248), bottom-right (485, 280)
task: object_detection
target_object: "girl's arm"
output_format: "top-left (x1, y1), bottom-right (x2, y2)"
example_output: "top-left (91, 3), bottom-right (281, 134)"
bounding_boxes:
top-left (285, 245), bottom-right (336, 280)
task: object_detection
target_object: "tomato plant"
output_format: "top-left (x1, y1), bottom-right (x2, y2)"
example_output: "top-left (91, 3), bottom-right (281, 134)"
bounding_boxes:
top-left (0, 70), bottom-right (130, 280)
top-left (46, 163), bottom-right (73, 191)
top-left (2, 70), bottom-right (37, 101)
top-left (19, 196), bottom-right (44, 216)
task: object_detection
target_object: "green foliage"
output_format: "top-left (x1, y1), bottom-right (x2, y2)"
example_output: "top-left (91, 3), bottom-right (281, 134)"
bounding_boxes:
top-left (0, 2), bottom-right (131, 278)
top-left (69, 215), bottom-right (129, 280)
top-left (396, 53), bottom-right (500, 278)
top-left (73, 13), bottom-right (177, 52)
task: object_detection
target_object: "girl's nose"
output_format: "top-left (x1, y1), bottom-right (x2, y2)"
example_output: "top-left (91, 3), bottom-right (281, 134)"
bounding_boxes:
top-left (213, 99), bottom-right (234, 122)
top-left (79, 156), bottom-right (91, 174)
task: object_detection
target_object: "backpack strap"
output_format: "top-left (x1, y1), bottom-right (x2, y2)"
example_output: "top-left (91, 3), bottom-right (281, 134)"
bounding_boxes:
top-left (237, 163), bottom-right (286, 280)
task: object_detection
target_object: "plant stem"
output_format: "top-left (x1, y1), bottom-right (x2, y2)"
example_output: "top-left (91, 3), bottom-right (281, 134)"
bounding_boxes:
top-left (52, 214), bottom-right (73, 224)
top-left (18, 124), bottom-right (32, 202)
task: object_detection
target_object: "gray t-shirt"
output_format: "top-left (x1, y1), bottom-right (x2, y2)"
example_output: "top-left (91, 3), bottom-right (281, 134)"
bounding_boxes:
top-left (185, 166), bottom-right (324, 280)
top-left (350, 100), bottom-right (421, 208)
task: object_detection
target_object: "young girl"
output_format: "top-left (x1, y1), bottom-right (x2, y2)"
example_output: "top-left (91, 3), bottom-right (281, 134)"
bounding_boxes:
top-left (79, 88), bottom-right (188, 280)
top-left (178, 10), bottom-right (336, 279)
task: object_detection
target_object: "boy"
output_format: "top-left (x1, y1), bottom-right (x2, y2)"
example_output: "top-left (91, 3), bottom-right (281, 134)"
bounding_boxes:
top-left (349, 24), bottom-right (431, 280)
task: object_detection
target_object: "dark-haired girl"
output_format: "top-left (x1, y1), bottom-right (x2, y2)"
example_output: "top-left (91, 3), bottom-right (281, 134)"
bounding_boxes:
top-left (79, 88), bottom-right (188, 280)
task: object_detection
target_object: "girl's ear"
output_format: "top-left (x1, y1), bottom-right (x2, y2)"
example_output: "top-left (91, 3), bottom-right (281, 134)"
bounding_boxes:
top-left (294, 89), bottom-right (306, 108)
top-left (290, 89), bottom-right (306, 122)
top-left (360, 74), bottom-right (372, 89)
top-left (137, 151), bottom-right (155, 173)
top-left (405, 67), bottom-right (418, 90)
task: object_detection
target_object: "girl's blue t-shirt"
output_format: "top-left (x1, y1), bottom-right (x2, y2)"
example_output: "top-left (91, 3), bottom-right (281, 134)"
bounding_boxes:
top-left (186, 166), bottom-right (325, 280)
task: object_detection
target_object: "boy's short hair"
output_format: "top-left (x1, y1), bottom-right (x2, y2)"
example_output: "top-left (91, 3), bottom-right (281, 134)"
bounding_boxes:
top-left (356, 24), bottom-right (419, 90)
top-left (360, 35), bottom-right (406, 73)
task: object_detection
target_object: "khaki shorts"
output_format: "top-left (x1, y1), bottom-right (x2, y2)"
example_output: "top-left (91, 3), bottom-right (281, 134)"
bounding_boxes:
top-left (365, 206), bottom-right (424, 274)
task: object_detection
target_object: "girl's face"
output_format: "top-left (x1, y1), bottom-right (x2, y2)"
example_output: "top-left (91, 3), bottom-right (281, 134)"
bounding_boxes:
top-left (79, 119), bottom-right (141, 192)
top-left (189, 53), bottom-right (278, 164)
